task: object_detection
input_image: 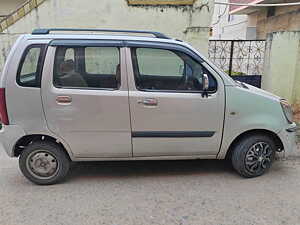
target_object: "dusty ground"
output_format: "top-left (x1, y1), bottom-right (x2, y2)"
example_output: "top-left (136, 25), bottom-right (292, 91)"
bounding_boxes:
top-left (1, 145), bottom-right (300, 225)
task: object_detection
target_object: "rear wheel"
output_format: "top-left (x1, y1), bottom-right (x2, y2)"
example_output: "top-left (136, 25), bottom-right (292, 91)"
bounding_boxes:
top-left (231, 134), bottom-right (276, 178)
top-left (19, 141), bottom-right (70, 185)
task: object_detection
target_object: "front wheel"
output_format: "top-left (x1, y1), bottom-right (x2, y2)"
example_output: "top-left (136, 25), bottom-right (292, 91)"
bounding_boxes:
top-left (19, 141), bottom-right (70, 185)
top-left (231, 134), bottom-right (276, 178)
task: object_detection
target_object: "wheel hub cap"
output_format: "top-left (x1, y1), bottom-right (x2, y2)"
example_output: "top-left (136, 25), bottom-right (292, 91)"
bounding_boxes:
top-left (245, 142), bottom-right (273, 173)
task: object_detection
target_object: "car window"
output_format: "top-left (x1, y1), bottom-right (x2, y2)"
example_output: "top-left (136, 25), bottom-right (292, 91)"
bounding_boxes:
top-left (85, 47), bottom-right (119, 75)
top-left (53, 46), bottom-right (120, 89)
top-left (136, 48), bottom-right (184, 76)
top-left (17, 45), bottom-right (44, 87)
top-left (132, 47), bottom-right (217, 92)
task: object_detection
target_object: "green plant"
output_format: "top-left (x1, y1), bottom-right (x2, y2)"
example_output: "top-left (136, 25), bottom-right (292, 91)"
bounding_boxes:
top-left (225, 70), bottom-right (246, 76)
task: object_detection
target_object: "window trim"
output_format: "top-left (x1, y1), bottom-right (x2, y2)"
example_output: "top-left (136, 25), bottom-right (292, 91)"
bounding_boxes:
top-left (53, 45), bottom-right (121, 91)
top-left (16, 44), bottom-right (47, 88)
top-left (130, 47), bottom-right (218, 94)
top-left (126, 41), bottom-right (204, 64)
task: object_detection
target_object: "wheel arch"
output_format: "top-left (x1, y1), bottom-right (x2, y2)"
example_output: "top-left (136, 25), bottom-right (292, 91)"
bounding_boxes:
top-left (224, 129), bottom-right (284, 160)
top-left (13, 134), bottom-right (72, 159)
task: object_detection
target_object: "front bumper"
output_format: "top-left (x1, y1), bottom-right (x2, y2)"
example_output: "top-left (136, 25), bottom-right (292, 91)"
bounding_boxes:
top-left (0, 125), bottom-right (26, 157)
top-left (277, 122), bottom-right (298, 157)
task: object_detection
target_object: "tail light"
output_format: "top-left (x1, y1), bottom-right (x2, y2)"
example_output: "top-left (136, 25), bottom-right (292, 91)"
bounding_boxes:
top-left (0, 88), bottom-right (9, 125)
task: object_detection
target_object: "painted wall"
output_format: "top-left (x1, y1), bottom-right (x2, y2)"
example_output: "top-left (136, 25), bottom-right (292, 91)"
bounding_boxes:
top-left (262, 31), bottom-right (300, 121)
top-left (250, 5), bottom-right (300, 39)
top-left (0, 0), bottom-right (214, 72)
top-left (0, 0), bottom-right (25, 15)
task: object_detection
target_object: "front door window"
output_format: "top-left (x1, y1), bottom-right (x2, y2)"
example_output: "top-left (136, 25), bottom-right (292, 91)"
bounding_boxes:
top-left (131, 47), bottom-right (217, 92)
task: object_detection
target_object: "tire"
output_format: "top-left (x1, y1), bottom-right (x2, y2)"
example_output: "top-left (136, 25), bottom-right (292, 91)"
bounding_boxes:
top-left (19, 141), bottom-right (70, 185)
top-left (231, 134), bottom-right (276, 178)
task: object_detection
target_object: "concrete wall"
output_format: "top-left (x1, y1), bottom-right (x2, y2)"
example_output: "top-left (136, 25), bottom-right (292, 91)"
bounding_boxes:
top-left (0, 0), bottom-right (25, 15)
top-left (262, 31), bottom-right (300, 121)
top-left (0, 34), bottom-right (20, 72)
top-left (0, 0), bottom-right (214, 72)
top-left (253, 6), bottom-right (300, 39)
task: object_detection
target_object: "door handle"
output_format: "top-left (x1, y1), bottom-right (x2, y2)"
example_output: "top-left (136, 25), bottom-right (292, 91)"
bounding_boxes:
top-left (56, 96), bottom-right (72, 104)
top-left (138, 98), bottom-right (158, 106)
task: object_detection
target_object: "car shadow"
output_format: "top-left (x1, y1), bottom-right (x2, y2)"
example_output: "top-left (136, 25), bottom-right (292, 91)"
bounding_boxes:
top-left (66, 159), bottom-right (237, 182)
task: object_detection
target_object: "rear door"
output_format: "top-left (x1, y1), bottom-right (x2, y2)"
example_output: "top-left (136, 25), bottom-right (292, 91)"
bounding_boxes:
top-left (41, 40), bottom-right (132, 158)
top-left (126, 42), bottom-right (225, 157)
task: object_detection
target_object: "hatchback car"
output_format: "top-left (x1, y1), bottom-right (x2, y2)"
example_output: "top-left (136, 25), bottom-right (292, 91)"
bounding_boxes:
top-left (0, 28), bottom-right (297, 185)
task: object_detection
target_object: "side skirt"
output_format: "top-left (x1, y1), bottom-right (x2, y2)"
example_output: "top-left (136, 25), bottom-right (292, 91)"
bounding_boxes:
top-left (71, 155), bottom-right (218, 162)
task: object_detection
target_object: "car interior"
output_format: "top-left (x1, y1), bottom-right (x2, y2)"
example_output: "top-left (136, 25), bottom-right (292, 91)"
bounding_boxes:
top-left (131, 48), bottom-right (217, 92)
top-left (52, 46), bottom-right (217, 92)
top-left (53, 47), bottom-right (120, 89)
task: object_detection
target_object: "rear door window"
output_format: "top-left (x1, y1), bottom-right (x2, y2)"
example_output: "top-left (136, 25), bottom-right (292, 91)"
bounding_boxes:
top-left (53, 46), bottom-right (120, 89)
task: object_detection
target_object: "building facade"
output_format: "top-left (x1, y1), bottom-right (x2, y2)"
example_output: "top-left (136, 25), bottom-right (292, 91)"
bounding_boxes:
top-left (212, 0), bottom-right (300, 40)
top-left (211, 0), bottom-right (256, 40)
top-left (230, 0), bottom-right (300, 39)
top-left (0, 0), bottom-right (214, 72)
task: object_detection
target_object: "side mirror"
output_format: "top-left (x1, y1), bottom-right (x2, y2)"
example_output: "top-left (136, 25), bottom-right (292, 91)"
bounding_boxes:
top-left (203, 74), bottom-right (209, 91)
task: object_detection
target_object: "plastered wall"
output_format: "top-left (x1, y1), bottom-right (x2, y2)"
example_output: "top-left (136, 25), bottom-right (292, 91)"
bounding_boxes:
top-left (0, 0), bottom-right (214, 72)
top-left (262, 31), bottom-right (300, 121)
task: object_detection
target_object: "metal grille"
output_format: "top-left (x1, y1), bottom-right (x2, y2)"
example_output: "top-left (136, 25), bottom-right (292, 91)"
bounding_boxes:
top-left (208, 40), bottom-right (266, 76)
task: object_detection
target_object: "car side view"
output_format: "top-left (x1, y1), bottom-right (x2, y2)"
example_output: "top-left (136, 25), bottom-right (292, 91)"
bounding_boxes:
top-left (0, 28), bottom-right (297, 185)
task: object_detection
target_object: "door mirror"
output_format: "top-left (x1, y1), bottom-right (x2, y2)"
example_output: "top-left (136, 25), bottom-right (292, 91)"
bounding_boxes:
top-left (203, 73), bottom-right (209, 91)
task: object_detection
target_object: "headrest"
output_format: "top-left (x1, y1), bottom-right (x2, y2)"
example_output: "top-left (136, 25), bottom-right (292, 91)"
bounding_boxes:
top-left (60, 59), bottom-right (75, 74)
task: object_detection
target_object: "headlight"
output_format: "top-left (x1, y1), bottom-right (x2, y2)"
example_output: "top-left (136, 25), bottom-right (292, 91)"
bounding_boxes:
top-left (280, 99), bottom-right (293, 124)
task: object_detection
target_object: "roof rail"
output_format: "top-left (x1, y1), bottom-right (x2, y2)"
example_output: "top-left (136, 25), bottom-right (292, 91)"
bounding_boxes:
top-left (32, 28), bottom-right (170, 39)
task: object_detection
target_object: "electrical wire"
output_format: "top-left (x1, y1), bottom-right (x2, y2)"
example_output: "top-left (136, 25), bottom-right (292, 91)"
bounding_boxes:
top-left (212, 5), bottom-right (228, 26)
top-left (215, 1), bottom-right (300, 7)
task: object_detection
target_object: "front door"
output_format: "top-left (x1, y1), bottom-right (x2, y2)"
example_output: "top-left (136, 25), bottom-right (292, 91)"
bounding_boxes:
top-left (41, 41), bottom-right (132, 158)
top-left (126, 45), bottom-right (225, 157)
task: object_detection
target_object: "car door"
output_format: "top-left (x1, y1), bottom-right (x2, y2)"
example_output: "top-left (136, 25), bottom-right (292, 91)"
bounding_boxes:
top-left (41, 40), bottom-right (132, 158)
top-left (126, 42), bottom-right (225, 157)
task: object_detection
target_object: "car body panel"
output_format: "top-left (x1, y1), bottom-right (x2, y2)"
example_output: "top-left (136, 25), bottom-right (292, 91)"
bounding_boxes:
top-left (4, 38), bottom-right (52, 135)
top-left (41, 46), bottom-right (132, 158)
top-left (217, 84), bottom-right (288, 159)
top-left (125, 47), bottom-right (226, 156)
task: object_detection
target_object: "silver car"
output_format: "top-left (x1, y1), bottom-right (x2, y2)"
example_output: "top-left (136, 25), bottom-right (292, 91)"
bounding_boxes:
top-left (0, 28), bottom-right (297, 185)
